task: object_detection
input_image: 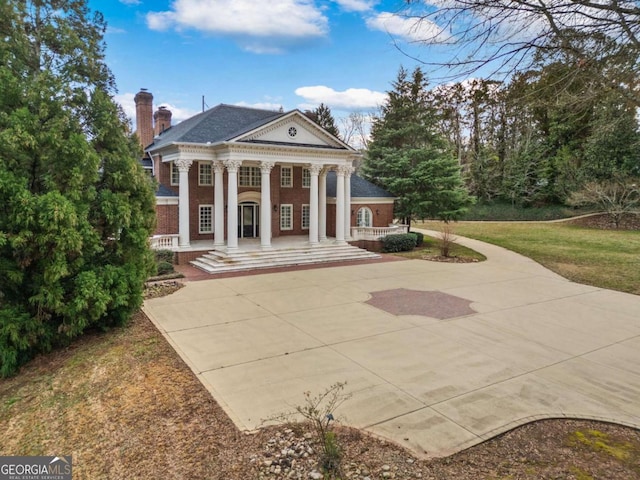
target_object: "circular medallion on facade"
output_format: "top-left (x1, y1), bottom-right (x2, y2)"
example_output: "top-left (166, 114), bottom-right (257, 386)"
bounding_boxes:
top-left (288, 126), bottom-right (297, 137)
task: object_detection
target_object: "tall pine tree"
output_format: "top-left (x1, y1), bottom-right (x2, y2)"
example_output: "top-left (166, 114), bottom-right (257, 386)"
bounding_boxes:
top-left (362, 67), bottom-right (473, 224)
top-left (0, 0), bottom-right (156, 376)
top-left (305, 103), bottom-right (341, 139)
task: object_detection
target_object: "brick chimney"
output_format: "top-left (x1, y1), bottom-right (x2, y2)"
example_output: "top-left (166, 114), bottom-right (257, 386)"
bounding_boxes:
top-left (134, 89), bottom-right (154, 149)
top-left (154, 106), bottom-right (172, 137)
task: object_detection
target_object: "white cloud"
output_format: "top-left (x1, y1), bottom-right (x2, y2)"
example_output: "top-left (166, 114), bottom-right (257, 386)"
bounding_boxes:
top-left (115, 93), bottom-right (137, 120)
top-left (366, 11), bottom-right (450, 43)
top-left (234, 101), bottom-right (283, 111)
top-left (331, 0), bottom-right (377, 12)
top-left (146, 0), bottom-right (328, 53)
top-left (157, 102), bottom-right (200, 123)
top-left (114, 93), bottom-right (199, 125)
top-left (119, 0), bottom-right (141, 5)
top-left (295, 85), bottom-right (386, 111)
top-left (106, 26), bottom-right (126, 34)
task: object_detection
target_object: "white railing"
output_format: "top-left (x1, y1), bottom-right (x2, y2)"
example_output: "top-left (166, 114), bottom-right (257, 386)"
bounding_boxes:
top-left (350, 224), bottom-right (409, 241)
top-left (149, 234), bottom-right (179, 250)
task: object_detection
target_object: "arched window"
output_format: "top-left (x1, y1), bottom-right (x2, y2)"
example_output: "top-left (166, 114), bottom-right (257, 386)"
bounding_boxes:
top-left (356, 207), bottom-right (373, 227)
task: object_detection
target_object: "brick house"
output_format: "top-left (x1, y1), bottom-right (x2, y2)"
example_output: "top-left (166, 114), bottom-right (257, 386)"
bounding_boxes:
top-left (135, 90), bottom-right (399, 264)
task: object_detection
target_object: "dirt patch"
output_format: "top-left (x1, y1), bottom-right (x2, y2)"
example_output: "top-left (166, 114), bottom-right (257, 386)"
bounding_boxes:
top-left (1, 290), bottom-right (639, 479)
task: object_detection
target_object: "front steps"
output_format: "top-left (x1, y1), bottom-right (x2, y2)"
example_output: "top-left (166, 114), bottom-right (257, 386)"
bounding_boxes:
top-left (190, 244), bottom-right (380, 274)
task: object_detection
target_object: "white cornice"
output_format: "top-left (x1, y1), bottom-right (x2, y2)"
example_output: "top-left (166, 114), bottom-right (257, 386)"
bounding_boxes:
top-left (327, 197), bottom-right (395, 204)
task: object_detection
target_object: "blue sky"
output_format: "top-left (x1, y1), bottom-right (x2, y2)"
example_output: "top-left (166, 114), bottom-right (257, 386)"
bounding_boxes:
top-left (89, 0), bottom-right (452, 129)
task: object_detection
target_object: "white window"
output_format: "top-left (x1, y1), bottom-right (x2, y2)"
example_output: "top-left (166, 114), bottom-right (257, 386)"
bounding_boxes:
top-left (198, 162), bottom-right (212, 186)
top-left (239, 166), bottom-right (261, 187)
top-left (281, 166), bottom-right (292, 187)
top-left (170, 162), bottom-right (179, 186)
top-left (199, 205), bottom-right (213, 233)
top-left (280, 204), bottom-right (293, 230)
top-left (302, 168), bottom-right (311, 188)
top-left (357, 207), bottom-right (373, 227)
top-left (301, 204), bottom-right (310, 229)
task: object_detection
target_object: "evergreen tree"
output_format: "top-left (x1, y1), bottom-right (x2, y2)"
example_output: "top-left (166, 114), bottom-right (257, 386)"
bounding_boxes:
top-left (0, 0), bottom-right (156, 376)
top-left (305, 103), bottom-right (341, 139)
top-left (362, 67), bottom-right (473, 224)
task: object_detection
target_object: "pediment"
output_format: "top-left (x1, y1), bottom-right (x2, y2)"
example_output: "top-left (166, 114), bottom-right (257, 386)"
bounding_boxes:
top-left (233, 112), bottom-right (348, 149)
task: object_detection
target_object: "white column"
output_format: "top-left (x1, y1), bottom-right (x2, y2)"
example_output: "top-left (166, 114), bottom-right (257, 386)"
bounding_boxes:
top-left (176, 158), bottom-right (193, 247)
top-left (308, 164), bottom-right (322, 246)
top-left (260, 161), bottom-right (275, 249)
top-left (318, 168), bottom-right (328, 242)
top-left (224, 159), bottom-right (241, 251)
top-left (335, 166), bottom-right (346, 245)
top-left (344, 166), bottom-right (353, 241)
top-left (213, 161), bottom-right (225, 248)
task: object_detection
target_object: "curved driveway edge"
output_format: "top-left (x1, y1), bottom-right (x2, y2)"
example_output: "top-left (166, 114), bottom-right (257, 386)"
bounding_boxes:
top-left (144, 232), bottom-right (640, 458)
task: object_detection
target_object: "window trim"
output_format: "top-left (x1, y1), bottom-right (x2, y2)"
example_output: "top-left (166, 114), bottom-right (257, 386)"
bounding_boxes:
top-left (357, 207), bottom-right (373, 227)
top-left (198, 162), bottom-right (213, 186)
top-left (302, 167), bottom-right (311, 188)
top-left (199, 204), bottom-right (214, 234)
top-left (280, 204), bottom-right (293, 231)
top-left (239, 166), bottom-right (261, 187)
top-left (301, 204), bottom-right (310, 230)
top-left (280, 166), bottom-right (293, 188)
top-left (170, 162), bottom-right (179, 186)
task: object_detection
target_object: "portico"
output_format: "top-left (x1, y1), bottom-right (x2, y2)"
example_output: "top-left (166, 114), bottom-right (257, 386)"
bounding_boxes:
top-left (169, 155), bottom-right (355, 251)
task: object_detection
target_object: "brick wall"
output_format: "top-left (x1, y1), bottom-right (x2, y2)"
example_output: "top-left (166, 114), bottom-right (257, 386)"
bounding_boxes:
top-left (155, 204), bottom-right (178, 234)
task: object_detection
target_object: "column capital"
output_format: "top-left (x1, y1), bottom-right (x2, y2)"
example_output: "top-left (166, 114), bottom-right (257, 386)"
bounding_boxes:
top-left (338, 165), bottom-right (354, 176)
top-left (213, 160), bottom-right (225, 174)
top-left (308, 164), bottom-right (323, 176)
top-left (224, 159), bottom-right (242, 173)
top-left (260, 161), bottom-right (275, 174)
top-left (175, 158), bottom-right (193, 172)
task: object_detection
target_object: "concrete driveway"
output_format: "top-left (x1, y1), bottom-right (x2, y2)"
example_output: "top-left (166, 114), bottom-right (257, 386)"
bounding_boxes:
top-left (143, 232), bottom-right (640, 458)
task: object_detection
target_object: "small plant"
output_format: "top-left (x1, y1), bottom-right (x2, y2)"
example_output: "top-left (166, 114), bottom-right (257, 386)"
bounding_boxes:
top-left (266, 382), bottom-right (351, 478)
top-left (296, 382), bottom-right (351, 478)
top-left (437, 223), bottom-right (457, 257)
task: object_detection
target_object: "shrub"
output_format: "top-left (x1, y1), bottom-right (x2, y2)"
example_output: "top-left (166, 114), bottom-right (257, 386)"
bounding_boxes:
top-left (409, 231), bottom-right (424, 247)
top-left (155, 249), bottom-right (175, 264)
top-left (382, 233), bottom-right (417, 252)
top-left (156, 261), bottom-right (175, 276)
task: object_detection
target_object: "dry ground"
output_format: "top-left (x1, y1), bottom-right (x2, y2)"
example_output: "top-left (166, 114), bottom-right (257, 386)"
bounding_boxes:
top-left (2, 284), bottom-right (639, 479)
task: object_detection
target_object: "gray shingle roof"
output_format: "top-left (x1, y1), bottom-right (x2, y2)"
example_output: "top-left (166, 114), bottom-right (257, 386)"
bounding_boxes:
top-left (156, 183), bottom-right (178, 197)
top-left (147, 104), bottom-right (284, 150)
top-left (326, 171), bottom-right (395, 198)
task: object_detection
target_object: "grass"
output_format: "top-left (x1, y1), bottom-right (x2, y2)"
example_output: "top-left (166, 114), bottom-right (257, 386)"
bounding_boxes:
top-left (415, 221), bottom-right (640, 295)
top-left (393, 236), bottom-right (486, 262)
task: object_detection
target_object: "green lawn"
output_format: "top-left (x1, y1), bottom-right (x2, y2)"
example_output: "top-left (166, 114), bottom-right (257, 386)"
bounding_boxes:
top-left (415, 221), bottom-right (640, 295)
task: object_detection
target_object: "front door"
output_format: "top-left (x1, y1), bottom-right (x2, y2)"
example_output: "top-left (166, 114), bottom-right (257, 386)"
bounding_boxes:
top-left (238, 202), bottom-right (260, 238)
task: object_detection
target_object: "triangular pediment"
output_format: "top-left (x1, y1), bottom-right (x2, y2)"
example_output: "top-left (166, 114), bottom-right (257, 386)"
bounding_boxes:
top-left (233, 111), bottom-right (350, 150)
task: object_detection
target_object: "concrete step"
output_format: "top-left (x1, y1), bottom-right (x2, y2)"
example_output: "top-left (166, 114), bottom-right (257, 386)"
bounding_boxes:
top-left (190, 244), bottom-right (380, 274)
